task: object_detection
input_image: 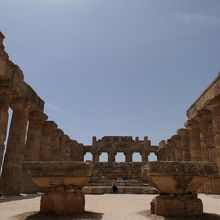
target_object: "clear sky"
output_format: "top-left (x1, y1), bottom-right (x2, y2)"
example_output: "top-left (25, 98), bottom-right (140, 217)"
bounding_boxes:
top-left (1, 0), bottom-right (220, 150)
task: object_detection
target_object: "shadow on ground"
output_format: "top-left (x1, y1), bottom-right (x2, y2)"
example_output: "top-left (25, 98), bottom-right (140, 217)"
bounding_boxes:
top-left (0, 194), bottom-right (40, 203)
top-left (14, 211), bottom-right (104, 220)
top-left (139, 210), bottom-right (220, 220)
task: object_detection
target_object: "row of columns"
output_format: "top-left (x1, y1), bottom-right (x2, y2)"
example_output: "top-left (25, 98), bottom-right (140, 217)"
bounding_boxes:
top-left (157, 101), bottom-right (220, 194)
top-left (0, 97), bottom-right (84, 195)
top-left (87, 150), bottom-right (151, 163)
top-left (157, 128), bottom-right (191, 162)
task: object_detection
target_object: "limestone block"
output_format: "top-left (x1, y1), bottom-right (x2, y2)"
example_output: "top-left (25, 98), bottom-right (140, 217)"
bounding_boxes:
top-left (151, 195), bottom-right (203, 217)
top-left (41, 191), bottom-right (85, 215)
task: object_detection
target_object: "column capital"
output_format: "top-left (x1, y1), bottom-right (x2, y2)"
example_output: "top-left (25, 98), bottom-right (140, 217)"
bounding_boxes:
top-left (53, 128), bottom-right (63, 137)
top-left (171, 134), bottom-right (180, 141)
top-left (43, 121), bottom-right (57, 130)
top-left (177, 128), bottom-right (189, 136)
top-left (10, 98), bottom-right (33, 111)
top-left (29, 111), bottom-right (48, 122)
top-left (184, 119), bottom-right (199, 129)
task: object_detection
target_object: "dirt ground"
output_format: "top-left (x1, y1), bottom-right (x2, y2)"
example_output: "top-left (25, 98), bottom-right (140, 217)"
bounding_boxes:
top-left (0, 194), bottom-right (220, 220)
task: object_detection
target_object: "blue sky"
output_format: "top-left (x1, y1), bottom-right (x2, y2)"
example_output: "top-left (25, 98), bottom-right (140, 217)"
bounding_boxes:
top-left (1, 0), bottom-right (220, 152)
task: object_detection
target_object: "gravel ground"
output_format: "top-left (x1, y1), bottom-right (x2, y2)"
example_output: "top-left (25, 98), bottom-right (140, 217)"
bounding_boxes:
top-left (0, 194), bottom-right (220, 220)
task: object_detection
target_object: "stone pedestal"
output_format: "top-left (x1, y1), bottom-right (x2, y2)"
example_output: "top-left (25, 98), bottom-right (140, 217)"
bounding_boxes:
top-left (151, 195), bottom-right (202, 217)
top-left (23, 161), bottom-right (91, 215)
top-left (142, 161), bottom-right (217, 217)
top-left (41, 190), bottom-right (85, 214)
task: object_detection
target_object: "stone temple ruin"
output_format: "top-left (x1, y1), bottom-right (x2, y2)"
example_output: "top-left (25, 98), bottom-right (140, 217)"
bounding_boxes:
top-left (83, 136), bottom-right (158, 194)
top-left (0, 32), bottom-right (220, 217)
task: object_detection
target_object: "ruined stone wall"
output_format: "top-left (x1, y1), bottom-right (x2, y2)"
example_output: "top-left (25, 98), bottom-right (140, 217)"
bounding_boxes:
top-left (89, 162), bottom-right (148, 185)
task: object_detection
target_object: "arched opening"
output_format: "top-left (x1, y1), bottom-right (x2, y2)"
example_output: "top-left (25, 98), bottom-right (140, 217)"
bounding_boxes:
top-left (84, 152), bottom-right (93, 162)
top-left (132, 152), bottom-right (142, 162)
top-left (99, 152), bottom-right (108, 162)
top-left (115, 152), bottom-right (125, 162)
top-left (148, 153), bottom-right (157, 161)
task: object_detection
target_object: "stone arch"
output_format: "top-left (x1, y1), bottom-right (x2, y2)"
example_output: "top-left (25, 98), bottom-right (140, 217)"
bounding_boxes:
top-left (148, 152), bottom-right (158, 161)
top-left (132, 152), bottom-right (142, 162)
top-left (115, 152), bottom-right (125, 162)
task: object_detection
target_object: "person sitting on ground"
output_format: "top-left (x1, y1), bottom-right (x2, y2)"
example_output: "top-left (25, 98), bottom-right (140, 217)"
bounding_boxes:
top-left (112, 179), bottom-right (118, 193)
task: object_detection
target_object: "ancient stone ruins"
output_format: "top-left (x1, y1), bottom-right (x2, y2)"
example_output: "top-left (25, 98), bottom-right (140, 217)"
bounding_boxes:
top-left (0, 32), bottom-right (220, 217)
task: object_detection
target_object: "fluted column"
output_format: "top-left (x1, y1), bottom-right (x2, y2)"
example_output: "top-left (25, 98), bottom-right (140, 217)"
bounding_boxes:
top-left (58, 132), bottom-right (65, 160)
top-left (51, 129), bottom-right (63, 161)
top-left (185, 119), bottom-right (202, 161)
top-left (25, 111), bottom-right (48, 161)
top-left (177, 128), bottom-right (191, 161)
top-left (167, 139), bottom-right (175, 161)
top-left (124, 151), bottom-right (132, 162)
top-left (64, 135), bottom-right (72, 161)
top-left (209, 103), bottom-right (220, 172)
top-left (1, 99), bottom-right (31, 195)
top-left (172, 135), bottom-right (182, 161)
top-left (21, 111), bottom-right (48, 193)
top-left (197, 111), bottom-right (212, 162)
top-left (70, 140), bottom-right (84, 162)
top-left (0, 90), bottom-right (9, 167)
top-left (40, 121), bottom-right (57, 161)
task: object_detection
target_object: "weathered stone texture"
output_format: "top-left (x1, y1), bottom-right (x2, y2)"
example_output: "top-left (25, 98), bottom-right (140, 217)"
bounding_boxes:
top-left (142, 161), bottom-right (217, 216)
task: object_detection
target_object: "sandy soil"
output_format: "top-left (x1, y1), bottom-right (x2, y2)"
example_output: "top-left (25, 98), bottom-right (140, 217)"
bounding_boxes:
top-left (0, 194), bottom-right (220, 220)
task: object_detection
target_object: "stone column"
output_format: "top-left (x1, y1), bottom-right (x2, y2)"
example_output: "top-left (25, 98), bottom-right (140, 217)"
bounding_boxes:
top-left (51, 129), bottom-right (63, 161)
top-left (167, 139), bottom-right (175, 161)
top-left (25, 111), bottom-right (48, 161)
top-left (209, 103), bottom-right (220, 173)
top-left (64, 135), bottom-right (72, 161)
top-left (177, 129), bottom-right (191, 161)
top-left (141, 151), bottom-right (149, 163)
top-left (185, 119), bottom-right (202, 161)
top-left (158, 141), bottom-right (166, 161)
top-left (1, 99), bottom-right (31, 195)
top-left (124, 151), bottom-right (132, 162)
top-left (197, 111), bottom-right (212, 162)
top-left (108, 151), bottom-right (116, 163)
top-left (58, 132), bottom-right (65, 160)
top-left (21, 111), bottom-right (47, 193)
top-left (92, 151), bottom-right (100, 163)
top-left (171, 135), bottom-right (182, 161)
top-left (0, 90), bottom-right (9, 167)
top-left (70, 140), bottom-right (84, 162)
top-left (208, 103), bottom-right (220, 194)
top-left (40, 121), bottom-right (57, 161)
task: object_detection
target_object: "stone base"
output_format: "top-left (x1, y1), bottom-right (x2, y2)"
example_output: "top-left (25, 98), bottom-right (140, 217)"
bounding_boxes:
top-left (151, 195), bottom-right (203, 217)
top-left (40, 191), bottom-right (85, 215)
